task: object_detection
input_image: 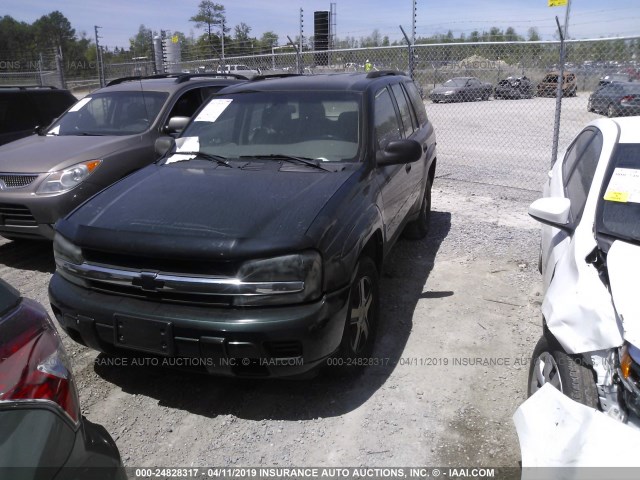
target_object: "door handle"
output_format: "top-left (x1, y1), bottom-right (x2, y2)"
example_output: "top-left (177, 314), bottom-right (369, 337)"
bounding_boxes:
top-left (405, 164), bottom-right (411, 173)
top-left (423, 144), bottom-right (428, 152)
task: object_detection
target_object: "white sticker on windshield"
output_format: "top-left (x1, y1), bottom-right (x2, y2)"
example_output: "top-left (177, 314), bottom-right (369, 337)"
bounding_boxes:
top-left (604, 168), bottom-right (640, 203)
top-left (165, 153), bottom-right (196, 164)
top-left (68, 97), bottom-right (92, 112)
top-left (176, 136), bottom-right (200, 153)
top-left (47, 125), bottom-right (60, 136)
top-left (195, 99), bottom-right (233, 123)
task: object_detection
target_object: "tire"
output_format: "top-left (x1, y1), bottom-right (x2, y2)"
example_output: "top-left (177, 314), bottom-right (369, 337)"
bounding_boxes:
top-left (528, 335), bottom-right (599, 408)
top-left (335, 256), bottom-right (380, 365)
top-left (403, 177), bottom-right (432, 240)
top-left (607, 104), bottom-right (616, 118)
top-left (587, 99), bottom-right (594, 112)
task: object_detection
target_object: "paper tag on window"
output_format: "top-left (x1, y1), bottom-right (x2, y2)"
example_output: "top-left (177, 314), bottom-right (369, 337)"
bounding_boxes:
top-left (195, 99), bottom-right (233, 123)
top-left (176, 136), bottom-right (199, 153)
top-left (68, 97), bottom-right (91, 112)
top-left (604, 168), bottom-right (640, 203)
top-left (165, 153), bottom-right (195, 164)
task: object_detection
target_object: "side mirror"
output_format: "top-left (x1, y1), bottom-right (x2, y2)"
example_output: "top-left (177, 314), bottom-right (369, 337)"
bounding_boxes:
top-left (154, 136), bottom-right (176, 157)
top-left (528, 197), bottom-right (572, 229)
top-left (376, 139), bottom-right (422, 166)
top-left (165, 116), bottom-right (190, 135)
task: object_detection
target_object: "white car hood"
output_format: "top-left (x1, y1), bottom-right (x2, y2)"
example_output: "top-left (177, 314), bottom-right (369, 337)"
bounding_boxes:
top-left (607, 240), bottom-right (640, 347)
top-left (514, 384), bottom-right (640, 470)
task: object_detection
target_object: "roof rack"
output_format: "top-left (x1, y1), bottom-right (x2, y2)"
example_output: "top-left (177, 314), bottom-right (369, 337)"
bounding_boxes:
top-left (106, 72), bottom-right (248, 87)
top-left (250, 73), bottom-right (302, 82)
top-left (0, 85), bottom-right (59, 90)
top-left (366, 70), bottom-right (407, 79)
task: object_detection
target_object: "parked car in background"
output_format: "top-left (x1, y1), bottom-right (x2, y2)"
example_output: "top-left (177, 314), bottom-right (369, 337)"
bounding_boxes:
top-left (598, 72), bottom-right (634, 87)
top-left (537, 71), bottom-right (577, 97)
top-left (429, 77), bottom-right (492, 103)
top-left (494, 76), bottom-right (534, 99)
top-left (48, 71), bottom-right (437, 378)
top-left (0, 73), bottom-right (246, 241)
top-left (217, 64), bottom-right (261, 78)
top-left (0, 86), bottom-right (76, 147)
top-left (588, 82), bottom-right (640, 117)
top-left (527, 117), bottom-right (640, 429)
top-left (0, 279), bottom-right (124, 478)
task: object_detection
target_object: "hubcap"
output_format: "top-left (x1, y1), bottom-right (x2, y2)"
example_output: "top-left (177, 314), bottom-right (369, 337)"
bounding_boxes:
top-left (349, 276), bottom-right (373, 354)
top-left (530, 352), bottom-right (563, 395)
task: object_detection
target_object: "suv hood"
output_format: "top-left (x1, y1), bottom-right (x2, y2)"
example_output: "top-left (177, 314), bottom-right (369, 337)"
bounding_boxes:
top-left (57, 163), bottom-right (355, 260)
top-left (607, 240), bottom-right (640, 347)
top-left (0, 134), bottom-right (136, 173)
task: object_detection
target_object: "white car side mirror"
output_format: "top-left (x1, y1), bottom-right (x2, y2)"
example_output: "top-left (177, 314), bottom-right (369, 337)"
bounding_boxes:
top-left (529, 197), bottom-right (572, 229)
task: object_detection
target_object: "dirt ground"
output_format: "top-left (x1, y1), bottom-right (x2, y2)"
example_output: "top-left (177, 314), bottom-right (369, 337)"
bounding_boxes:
top-left (0, 175), bottom-right (543, 468)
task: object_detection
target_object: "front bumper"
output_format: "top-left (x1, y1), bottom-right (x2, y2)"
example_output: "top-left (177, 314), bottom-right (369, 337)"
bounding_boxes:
top-left (49, 273), bottom-right (351, 378)
top-left (429, 93), bottom-right (455, 102)
top-left (0, 182), bottom-right (102, 240)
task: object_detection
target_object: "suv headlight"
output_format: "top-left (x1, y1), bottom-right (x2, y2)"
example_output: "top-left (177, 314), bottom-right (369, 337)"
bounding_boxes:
top-left (53, 233), bottom-right (83, 266)
top-left (233, 251), bottom-right (323, 307)
top-left (37, 160), bottom-right (101, 194)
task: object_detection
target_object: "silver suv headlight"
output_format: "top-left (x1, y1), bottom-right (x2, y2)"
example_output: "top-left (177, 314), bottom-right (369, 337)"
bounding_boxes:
top-left (37, 160), bottom-right (101, 194)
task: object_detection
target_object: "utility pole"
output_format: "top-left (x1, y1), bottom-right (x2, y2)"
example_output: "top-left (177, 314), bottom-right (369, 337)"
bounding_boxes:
top-left (221, 19), bottom-right (225, 64)
top-left (411, 0), bottom-right (417, 45)
top-left (299, 8), bottom-right (304, 53)
top-left (94, 25), bottom-right (105, 87)
top-left (563, 0), bottom-right (572, 39)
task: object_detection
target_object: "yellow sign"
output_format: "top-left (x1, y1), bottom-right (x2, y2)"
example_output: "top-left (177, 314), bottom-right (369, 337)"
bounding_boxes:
top-left (172, 35), bottom-right (179, 44)
top-left (548, 0), bottom-right (568, 6)
top-left (604, 191), bottom-right (630, 203)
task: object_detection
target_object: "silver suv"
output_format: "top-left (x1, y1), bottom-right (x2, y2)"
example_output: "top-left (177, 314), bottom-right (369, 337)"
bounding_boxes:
top-left (0, 73), bottom-right (246, 240)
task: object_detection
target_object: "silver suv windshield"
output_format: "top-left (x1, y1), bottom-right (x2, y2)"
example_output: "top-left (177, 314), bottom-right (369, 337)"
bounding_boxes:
top-left (48, 91), bottom-right (168, 136)
top-left (598, 143), bottom-right (640, 243)
top-left (178, 91), bottom-right (361, 162)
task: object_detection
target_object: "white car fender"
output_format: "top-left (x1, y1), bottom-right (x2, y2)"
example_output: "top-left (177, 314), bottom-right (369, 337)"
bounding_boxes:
top-left (542, 222), bottom-right (623, 353)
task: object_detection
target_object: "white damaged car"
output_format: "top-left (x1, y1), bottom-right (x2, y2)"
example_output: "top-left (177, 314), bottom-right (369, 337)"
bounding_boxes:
top-left (517, 117), bottom-right (640, 466)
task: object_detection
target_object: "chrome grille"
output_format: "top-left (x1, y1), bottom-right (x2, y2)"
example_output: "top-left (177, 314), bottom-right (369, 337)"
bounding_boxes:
top-left (0, 174), bottom-right (38, 189)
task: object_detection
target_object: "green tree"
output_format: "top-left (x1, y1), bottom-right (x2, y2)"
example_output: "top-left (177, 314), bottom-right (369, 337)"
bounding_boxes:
top-left (190, 1), bottom-right (227, 49)
top-left (527, 27), bottom-right (541, 42)
top-left (129, 24), bottom-right (153, 57)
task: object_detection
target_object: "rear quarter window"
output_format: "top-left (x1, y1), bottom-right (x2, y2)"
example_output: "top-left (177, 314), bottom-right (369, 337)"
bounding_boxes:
top-left (404, 82), bottom-right (428, 126)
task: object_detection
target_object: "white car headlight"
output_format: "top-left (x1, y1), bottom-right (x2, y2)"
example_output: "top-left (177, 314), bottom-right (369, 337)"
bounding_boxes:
top-left (444, 90), bottom-right (455, 95)
top-left (37, 160), bottom-right (101, 195)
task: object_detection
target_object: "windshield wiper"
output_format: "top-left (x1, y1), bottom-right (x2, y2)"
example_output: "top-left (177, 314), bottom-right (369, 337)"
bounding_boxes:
top-left (172, 151), bottom-right (233, 168)
top-left (240, 154), bottom-right (332, 172)
top-left (74, 132), bottom-right (106, 136)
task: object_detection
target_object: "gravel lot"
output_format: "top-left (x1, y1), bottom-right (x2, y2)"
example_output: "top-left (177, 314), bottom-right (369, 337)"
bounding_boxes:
top-left (0, 95), bottom-right (585, 469)
top-left (429, 93), bottom-right (601, 190)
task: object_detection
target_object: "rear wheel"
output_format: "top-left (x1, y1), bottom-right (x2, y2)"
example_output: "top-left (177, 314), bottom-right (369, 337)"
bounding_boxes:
top-left (403, 178), bottom-right (432, 240)
top-left (528, 335), bottom-right (599, 408)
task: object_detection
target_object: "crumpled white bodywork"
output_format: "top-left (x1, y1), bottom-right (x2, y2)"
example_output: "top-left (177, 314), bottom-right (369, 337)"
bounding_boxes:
top-left (514, 384), bottom-right (640, 468)
top-left (540, 119), bottom-right (624, 354)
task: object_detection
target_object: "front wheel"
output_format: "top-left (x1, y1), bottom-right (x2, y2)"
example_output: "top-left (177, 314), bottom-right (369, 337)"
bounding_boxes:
top-left (403, 178), bottom-right (432, 240)
top-left (335, 257), bottom-right (380, 364)
top-left (607, 104), bottom-right (616, 118)
top-left (528, 335), bottom-right (599, 408)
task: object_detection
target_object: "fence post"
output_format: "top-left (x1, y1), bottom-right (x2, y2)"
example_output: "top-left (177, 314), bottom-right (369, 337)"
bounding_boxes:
top-left (55, 46), bottom-right (66, 89)
top-left (399, 25), bottom-right (414, 80)
top-left (550, 17), bottom-right (566, 167)
top-left (38, 53), bottom-right (44, 86)
top-left (287, 35), bottom-right (302, 75)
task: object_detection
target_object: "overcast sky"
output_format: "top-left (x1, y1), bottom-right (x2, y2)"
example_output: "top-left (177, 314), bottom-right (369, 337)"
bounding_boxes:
top-left (3, 0), bottom-right (640, 48)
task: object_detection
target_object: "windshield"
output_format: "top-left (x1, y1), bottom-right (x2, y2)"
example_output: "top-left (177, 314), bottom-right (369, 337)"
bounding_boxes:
top-left (443, 78), bottom-right (467, 87)
top-left (598, 144), bottom-right (640, 243)
top-left (176, 91), bottom-right (362, 162)
top-left (48, 91), bottom-right (168, 136)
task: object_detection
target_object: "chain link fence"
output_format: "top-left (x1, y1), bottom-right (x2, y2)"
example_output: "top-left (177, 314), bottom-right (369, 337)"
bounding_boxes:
top-left (1, 37), bottom-right (638, 191)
